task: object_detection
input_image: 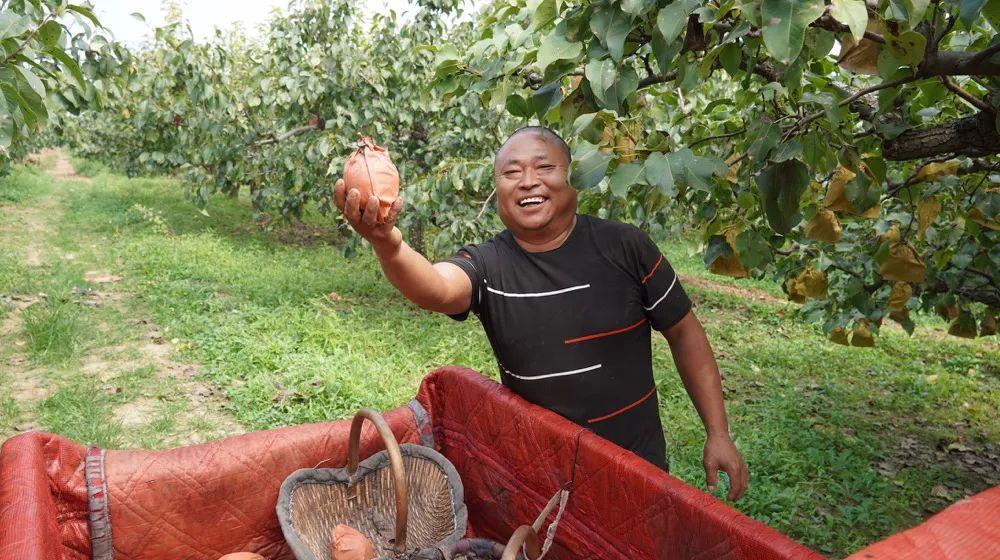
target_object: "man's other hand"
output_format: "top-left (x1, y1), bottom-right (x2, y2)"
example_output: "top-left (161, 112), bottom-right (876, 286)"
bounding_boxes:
top-left (333, 178), bottom-right (404, 252)
top-left (703, 434), bottom-right (748, 501)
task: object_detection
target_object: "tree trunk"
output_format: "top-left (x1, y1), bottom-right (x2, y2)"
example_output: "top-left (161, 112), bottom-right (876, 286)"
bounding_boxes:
top-left (408, 217), bottom-right (426, 257)
top-left (883, 111), bottom-right (1000, 161)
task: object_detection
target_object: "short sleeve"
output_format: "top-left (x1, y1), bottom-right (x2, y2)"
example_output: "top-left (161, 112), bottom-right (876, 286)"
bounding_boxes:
top-left (631, 231), bottom-right (692, 331)
top-left (440, 244), bottom-right (485, 321)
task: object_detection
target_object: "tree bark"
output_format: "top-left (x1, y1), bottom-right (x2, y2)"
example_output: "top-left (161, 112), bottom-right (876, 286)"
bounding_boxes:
top-left (883, 111), bottom-right (1000, 161)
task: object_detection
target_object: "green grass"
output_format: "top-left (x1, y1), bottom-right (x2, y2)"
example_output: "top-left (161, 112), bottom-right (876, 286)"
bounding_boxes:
top-left (22, 299), bottom-right (83, 363)
top-left (0, 166), bottom-right (47, 204)
top-left (1, 157), bottom-right (998, 557)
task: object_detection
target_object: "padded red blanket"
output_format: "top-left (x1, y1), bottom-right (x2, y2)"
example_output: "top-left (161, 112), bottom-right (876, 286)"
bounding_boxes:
top-left (1, 367), bottom-right (825, 559)
top-left (845, 485), bottom-right (1000, 560)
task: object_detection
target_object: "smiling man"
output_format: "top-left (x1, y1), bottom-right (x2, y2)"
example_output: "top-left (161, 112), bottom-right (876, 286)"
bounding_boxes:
top-left (333, 126), bottom-right (748, 500)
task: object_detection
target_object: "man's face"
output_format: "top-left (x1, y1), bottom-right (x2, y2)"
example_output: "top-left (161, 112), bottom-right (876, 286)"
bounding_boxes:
top-left (494, 133), bottom-right (578, 240)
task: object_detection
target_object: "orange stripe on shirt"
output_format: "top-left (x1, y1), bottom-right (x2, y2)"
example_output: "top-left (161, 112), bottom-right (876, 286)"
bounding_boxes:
top-left (641, 254), bottom-right (663, 284)
top-left (587, 386), bottom-right (657, 424)
top-left (564, 318), bottom-right (647, 345)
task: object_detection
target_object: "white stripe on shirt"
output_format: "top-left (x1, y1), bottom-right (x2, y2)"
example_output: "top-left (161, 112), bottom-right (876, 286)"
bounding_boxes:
top-left (643, 274), bottom-right (678, 311)
top-left (504, 363), bottom-right (602, 381)
top-left (486, 284), bottom-right (590, 298)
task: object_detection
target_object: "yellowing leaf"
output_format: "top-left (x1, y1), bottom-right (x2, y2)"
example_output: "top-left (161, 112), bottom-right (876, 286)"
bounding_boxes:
top-left (888, 282), bottom-right (911, 311)
top-left (879, 243), bottom-right (926, 283)
top-left (935, 304), bottom-right (959, 321)
top-left (805, 209), bottom-right (842, 242)
top-left (725, 152), bottom-right (742, 183)
top-left (917, 197), bottom-right (941, 237)
top-left (914, 161), bottom-right (959, 183)
top-left (851, 320), bottom-right (875, 347)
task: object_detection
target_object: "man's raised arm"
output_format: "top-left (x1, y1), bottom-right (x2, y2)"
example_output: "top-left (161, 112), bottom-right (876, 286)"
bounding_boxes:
top-left (333, 179), bottom-right (472, 316)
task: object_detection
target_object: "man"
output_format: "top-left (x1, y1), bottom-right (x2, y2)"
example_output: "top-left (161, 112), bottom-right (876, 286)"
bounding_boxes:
top-left (333, 126), bottom-right (749, 501)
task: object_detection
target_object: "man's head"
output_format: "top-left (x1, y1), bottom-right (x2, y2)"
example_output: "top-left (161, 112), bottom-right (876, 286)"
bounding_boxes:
top-left (493, 126), bottom-right (578, 244)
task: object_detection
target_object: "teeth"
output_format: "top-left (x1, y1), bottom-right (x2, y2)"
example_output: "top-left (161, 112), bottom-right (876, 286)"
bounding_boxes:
top-left (519, 197), bottom-right (545, 206)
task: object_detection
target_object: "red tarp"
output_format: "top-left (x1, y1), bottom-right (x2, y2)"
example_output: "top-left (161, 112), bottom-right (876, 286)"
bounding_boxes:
top-left (0, 367), bottom-right (848, 559)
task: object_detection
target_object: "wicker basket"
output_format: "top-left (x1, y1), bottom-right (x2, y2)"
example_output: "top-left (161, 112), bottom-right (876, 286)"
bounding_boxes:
top-left (276, 409), bottom-right (467, 560)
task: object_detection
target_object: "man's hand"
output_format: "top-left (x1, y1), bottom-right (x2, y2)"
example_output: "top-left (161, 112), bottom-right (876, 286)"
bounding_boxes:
top-left (333, 178), bottom-right (404, 253)
top-left (703, 433), bottom-right (748, 501)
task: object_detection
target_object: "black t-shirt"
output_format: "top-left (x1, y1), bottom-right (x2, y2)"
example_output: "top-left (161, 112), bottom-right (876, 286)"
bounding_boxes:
top-left (443, 214), bottom-right (692, 470)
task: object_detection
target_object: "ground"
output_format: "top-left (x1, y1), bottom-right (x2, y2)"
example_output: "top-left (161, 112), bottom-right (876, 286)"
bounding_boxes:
top-left (0, 151), bottom-right (997, 557)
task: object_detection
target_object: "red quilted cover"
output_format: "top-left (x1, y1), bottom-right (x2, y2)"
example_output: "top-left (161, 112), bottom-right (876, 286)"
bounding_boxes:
top-left (0, 406), bottom-right (421, 560)
top-left (845, 485), bottom-right (1000, 560)
top-left (417, 367), bottom-right (823, 560)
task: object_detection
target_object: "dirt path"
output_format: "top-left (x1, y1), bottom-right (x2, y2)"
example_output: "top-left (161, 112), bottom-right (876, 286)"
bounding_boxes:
top-left (1, 152), bottom-right (243, 446)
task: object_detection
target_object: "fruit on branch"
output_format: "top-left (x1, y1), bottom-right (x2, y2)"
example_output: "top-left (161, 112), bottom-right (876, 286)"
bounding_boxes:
top-left (879, 243), bottom-right (926, 283)
top-left (342, 136), bottom-right (400, 223)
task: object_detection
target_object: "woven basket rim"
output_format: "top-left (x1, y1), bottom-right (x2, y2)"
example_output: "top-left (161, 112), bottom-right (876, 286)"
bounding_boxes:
top-left (276, 443), bottom-right (468, 560)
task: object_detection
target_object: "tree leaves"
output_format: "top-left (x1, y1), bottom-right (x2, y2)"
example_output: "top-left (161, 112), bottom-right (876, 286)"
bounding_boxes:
top-left (608, 160), bottom-right (645, 197)
top-left (761, 0), bottom-right (826, 63)
top-left (831, 0), bottom-right (869, 42)
top-left (570, 141), bottom-right (613, 188)
top-left (590, 9), bottom-right (632, 62)
top-left (656, 0), bottom-right (698, 45)
top-left (755, 159), bottom-right (809, 234)
top-left (536, 32), bottom-right (582, 73)
top-left (644, 152), bottom-right (674, 196)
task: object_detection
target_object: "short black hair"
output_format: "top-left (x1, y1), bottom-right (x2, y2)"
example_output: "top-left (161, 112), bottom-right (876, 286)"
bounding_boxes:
top-left (494, 126), bottom-right (571, 170)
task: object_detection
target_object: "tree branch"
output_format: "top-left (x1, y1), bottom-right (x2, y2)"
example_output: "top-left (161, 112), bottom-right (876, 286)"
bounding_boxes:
top-left (254, 123), bottom-right (322, 146)
top-left (941, 76), bottom-right (993, 112)
top-left (638, 70), bottom-right (678, 88)
top-left (920, 49), bottom-right (1000, 76)
top-left (688, 128), bottom-right (748, 149)
top-left (883, 111), bottom-right (1000, 160)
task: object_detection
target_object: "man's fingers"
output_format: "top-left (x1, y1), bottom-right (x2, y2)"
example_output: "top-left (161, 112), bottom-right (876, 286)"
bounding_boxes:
top-left (333, 179), bottom-right (346, 210)
top-left (723, 462), bottom-right (749, 501)
top-left (345, 189), bottom-right (362, 223)
top-left (386, 195), bottom-right (404, 224)
top-left (361, 194), bottom-right (380, 227)
top-left (704, 461), bottom-right (719, 492)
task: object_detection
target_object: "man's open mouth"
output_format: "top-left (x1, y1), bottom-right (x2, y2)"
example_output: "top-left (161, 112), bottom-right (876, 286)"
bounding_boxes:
top-left (518, 196), bottom-right (547, 207)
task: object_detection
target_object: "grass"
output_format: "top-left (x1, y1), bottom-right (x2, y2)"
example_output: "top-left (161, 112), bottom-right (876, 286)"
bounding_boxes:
top-left (22, 299), bottom-right (83, 363)
top-left (1, 157), bottom-right (997, 557)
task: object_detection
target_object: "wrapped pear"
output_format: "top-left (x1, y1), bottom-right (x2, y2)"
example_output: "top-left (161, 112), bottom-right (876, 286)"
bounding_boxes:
top-left (342, 136), bottom-right (400, 223)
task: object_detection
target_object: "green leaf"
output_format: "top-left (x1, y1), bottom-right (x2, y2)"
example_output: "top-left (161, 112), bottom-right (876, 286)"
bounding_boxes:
top-left (37, 20), bottom-right (62, 47)
top-left (756, 159), bottom-right (809, 234)
top-left (46, 46), bottom-right (85, 90)
top-left (736, 229), bottom-right (774, 268)
top-left (704, 235), bottom-right (734, 266)
top-left (570, 141), bottom-right (614, 189)
top-left (903, 0), bottom-right (931, 28)
top-left (603, 66), bottom-right (638, 112)
top-left (0, 12), bottom-right (30, 40)
top-left (530, 0), bottom-right (559, 29)
top-left (644, 152), bottom-right (675, 197)
top-left (15, 66), bottom-right (45, 99)
top-left (531, 81), bottom-right (563, 119)
top-left (622, 0), bottom-right (656, 16)
top-left (656, 0), bottom-right (698, 45)
top-left (585, 57), bottom-right (617, 105)
top-left (685, 155), bottom-right (728, 191)
top-left (984, 0), bottom-right (1000, 29)
top-left (719, 43), bottom-right (742, 77)
top-left (536, 32), bottom-right (582, 73)
top-left (830, 0), bottom-right (868, 42)
top-left (590, 8), bottom-right (632, 62)
top-left (506, 94), bottom-right (533, 118)
top-left (67, 4), bottom-right (101, 27)
top-left (748, 121), bottom-right (781, 163)
top-left (771, 139), bottom-right (803, 162)
top-left (608, 161), bottom-right (646, 197)
top-left (761, 0), bottom-right (826, 63)
top-left (885, 30), bottom-right (927, 65)
top-left (960, 0), bottom-right (990, 26)
top-left (131, 12), bottom-right (146, 23)
top-left (845, 169), bottom-right (880, 212)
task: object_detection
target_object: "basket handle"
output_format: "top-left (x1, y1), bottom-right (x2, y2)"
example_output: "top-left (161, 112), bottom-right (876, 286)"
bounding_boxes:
top-left (347, 408), bottom-right (408, 554)
top-left (501, 526), bottom-right (541, 560)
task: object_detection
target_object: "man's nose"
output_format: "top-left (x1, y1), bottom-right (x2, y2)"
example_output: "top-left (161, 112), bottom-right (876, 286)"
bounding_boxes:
top-left (517, 167), bottom-right (542, 189)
